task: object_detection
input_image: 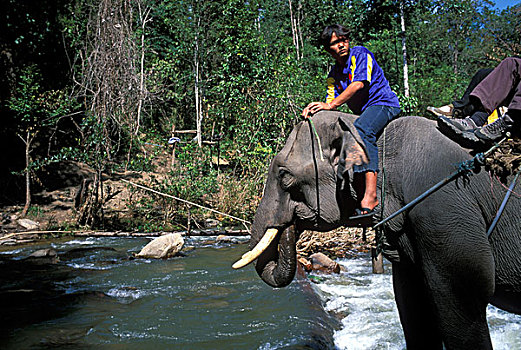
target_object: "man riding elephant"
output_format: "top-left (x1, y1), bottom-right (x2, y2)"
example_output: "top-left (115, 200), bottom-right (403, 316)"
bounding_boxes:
top-left (302, 24), bottom-right (401, 222)
top-left (232, 24), bottom-right (521, 350)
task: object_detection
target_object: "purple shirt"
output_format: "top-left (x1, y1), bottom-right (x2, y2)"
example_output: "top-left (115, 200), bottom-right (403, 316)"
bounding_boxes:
top-left (326, 46), bottom-right (400, 115)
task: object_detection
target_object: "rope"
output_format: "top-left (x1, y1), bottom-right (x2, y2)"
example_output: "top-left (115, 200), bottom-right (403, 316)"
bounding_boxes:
top-left (375, 128), bottom-right (387, 255)
top-left (121, 179), bottom-right (251, 232)
top-left (307, 118), bottom-right (325, 161)
top-left (308, 121), bottom-right (321, 224)
top-left (487, 171), bottom-right (520, 237)
top-left (494, 174), bottom-right (521, 198)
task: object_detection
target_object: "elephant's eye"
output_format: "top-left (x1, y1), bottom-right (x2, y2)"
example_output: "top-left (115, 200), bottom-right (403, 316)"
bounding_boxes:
top-left (278, 169), bottom-right (296, 190)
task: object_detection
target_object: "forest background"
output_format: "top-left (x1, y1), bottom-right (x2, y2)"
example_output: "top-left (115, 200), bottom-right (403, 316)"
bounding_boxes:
top-left (0, 0), bottom-right (520, 233)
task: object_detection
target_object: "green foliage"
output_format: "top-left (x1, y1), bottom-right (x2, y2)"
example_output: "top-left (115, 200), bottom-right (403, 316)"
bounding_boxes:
top-left (3, 0), bottom-right (520, 227)
top-left (168, 143), bottom-right (218, 202)
top-left (8, 64), bottom-right (76, 128)
top-left (396, 91), bottom-right (419, 115)
top-left (25, 205), bottom-right (43, 219)
top-left (8, 65), bottom-right (44, 125)
top-left (76, 113), bottom-right (112, 171)
top-left (8, 65), bottom-right (78, 173)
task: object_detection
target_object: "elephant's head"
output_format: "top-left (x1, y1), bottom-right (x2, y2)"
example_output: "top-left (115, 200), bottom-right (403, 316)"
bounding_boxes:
top-left (233, 111), bottom-right (368, 287)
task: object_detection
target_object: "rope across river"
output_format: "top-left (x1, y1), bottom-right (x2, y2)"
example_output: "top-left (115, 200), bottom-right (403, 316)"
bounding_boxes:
top-left (121, 179), bottom-right (251, 232)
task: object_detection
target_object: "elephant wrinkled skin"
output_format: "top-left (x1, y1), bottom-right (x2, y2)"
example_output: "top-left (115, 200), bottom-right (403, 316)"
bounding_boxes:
top-left (243, 111), bottom-right (521, 349)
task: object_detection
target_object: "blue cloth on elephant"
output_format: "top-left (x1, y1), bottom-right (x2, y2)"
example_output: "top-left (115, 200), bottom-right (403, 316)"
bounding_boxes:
top-left (325, 45), bottom-right (401, 173)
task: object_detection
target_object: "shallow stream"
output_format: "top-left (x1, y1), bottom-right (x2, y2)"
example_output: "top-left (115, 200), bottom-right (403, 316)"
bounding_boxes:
top-left (0, 236), bottom-right (519, 349)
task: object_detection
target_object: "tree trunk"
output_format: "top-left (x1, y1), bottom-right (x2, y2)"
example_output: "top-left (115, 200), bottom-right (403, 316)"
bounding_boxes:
top-left (135, 3), bottom-right (151, 136)
top-left (297, 1), bottom-right (303, 60)
top-left (288, 0), bottom-right (301, 60)
top-left (400, 0), bottom-right (410, 97)
top-left (194, 29), bottom-right (203, 148)
top-left (21, 130), bottom-right (32, 217)
top-left (453, 47), bottom-right (459, 75)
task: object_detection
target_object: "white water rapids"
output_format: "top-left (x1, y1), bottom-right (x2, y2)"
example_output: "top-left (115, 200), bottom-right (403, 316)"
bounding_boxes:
top-left (312, 254), bottom-right (521, 350)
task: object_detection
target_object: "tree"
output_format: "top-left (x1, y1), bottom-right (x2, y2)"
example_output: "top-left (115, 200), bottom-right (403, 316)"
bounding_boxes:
top-left (484, 4), bottom-right (521, 60)
top-left (8, 66), bottom-right (73, 216)
top-left (399, 0), bottom-right (410, 97)
top-left (64, 0), bottom-right (154, 226)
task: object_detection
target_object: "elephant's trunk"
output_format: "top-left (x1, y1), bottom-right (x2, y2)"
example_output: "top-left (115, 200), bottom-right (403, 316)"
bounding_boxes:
top-left (254, 225), bottom-right (297, 288)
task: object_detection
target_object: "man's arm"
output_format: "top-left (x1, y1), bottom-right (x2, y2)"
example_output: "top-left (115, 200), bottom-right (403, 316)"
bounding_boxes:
top-left (329, 81), bottom-right (365, 108)
top-left (302, 80), bottom-right (365, 117)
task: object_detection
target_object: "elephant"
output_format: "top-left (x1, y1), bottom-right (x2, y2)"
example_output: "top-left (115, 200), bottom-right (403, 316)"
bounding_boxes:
top-left (233, 111), bottom-right (521, 349)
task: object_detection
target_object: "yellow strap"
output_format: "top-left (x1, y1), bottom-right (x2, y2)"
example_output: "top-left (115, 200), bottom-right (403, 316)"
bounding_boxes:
top-left (487, 109), bottom-right (499, 124)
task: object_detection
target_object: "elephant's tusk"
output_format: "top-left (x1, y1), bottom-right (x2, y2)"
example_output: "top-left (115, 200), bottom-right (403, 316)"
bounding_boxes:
top-left (232, 228), bottom-right (279, 269)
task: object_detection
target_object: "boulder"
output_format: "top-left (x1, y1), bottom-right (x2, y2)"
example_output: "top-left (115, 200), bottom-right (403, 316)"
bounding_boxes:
top-left (298, 257), bottom-right (313, 272)
top-left (26, 248), bottom-right (59, 264)
top-left (309, 252), bottom-right (341, 274)
top-left (29, 248), bottom-right (57, 258)
top-left (17, 218), bottom-right (40, 230)
top-left (135, 233), bottom-right (184, 259)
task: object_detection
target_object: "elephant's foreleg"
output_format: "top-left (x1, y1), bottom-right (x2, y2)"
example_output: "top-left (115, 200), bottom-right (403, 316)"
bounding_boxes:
top-left (419, 239), bottom-right (495, 349)
top-left (422, 268), bottom-right (493, 349)
top-left (392, 260), bottom-right (443, 350)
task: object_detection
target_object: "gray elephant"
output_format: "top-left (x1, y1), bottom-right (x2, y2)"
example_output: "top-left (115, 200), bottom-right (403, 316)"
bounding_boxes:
top-left (233, 111), bottom-right (521, 349)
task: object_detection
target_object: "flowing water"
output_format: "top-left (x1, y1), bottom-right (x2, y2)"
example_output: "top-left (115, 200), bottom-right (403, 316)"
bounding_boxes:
top-left (312, 255), bottom-right (521, 350)
top-left (0, 237), bottom-right (519, 349)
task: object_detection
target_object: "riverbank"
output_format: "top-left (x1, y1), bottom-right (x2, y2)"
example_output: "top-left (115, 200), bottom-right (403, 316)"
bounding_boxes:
top-left (0, 160), bottom-right (374, 259)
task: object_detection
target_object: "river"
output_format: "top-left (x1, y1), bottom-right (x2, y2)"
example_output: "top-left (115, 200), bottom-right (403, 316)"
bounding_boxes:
top-left (0, 236), bottom-right (519, 349)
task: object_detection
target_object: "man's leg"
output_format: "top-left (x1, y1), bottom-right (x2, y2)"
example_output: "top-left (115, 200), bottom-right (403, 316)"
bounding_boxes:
top-left (361, 171), bottom-right (378, 212)
top-left (353, 105), bottom-right (400, 213)
top-left (429, 68), bottom-right (493, 119)
top-left (435, 69), bottom-right (495, 141)
top-left (452, 68), bottom-right (494, 117)
top-left (473, 57), bottom-right (521, 142)
top-left (471, 57), bottom-right (521, 114)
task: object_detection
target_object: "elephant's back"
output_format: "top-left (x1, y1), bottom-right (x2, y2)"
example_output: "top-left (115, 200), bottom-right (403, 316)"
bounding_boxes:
top-left (380, 115), bottom-right (469, 172)
top-left (385, 115), bottom-right (453, 148)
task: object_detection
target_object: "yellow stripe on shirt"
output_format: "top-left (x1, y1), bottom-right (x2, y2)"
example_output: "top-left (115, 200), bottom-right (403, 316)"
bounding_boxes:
top-left (350, 55), bottom-right (356, 81)
top-left (326, 77), bottom-right (336, 103)
top-left (366, 54), bottom-right (373, 83)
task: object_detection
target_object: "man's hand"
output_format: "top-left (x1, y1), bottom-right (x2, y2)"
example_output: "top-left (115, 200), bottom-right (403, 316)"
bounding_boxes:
top-left (301, 102), bottom-right (334, 118)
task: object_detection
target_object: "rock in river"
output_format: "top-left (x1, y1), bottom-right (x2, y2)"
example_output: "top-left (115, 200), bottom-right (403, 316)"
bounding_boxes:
top-left (309, 252), bottom-right (341, 274)
top-left (135, 233), bottom-right (184, 259)
top-left (25, 248), bottom-right (59, 264)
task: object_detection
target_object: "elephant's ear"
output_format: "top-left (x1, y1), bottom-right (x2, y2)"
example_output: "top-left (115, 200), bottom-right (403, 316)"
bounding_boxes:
top-left (337, 115), bottom-right (368, 177)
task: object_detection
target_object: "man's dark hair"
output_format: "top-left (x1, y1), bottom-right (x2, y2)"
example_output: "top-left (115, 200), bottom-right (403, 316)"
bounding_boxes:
top-left (319, 24), bottom-right (350, 49)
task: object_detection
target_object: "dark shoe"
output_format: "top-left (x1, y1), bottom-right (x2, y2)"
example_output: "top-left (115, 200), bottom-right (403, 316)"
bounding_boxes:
top-left (452, 108), bottom-right (464, 119)
top-left (348, 207), bottom-right (378, 228)
top-left (439, 116), bottom-right (478, 132)
top-left (474, 114), bottom-right (514, 142)
top-left (427, 105), bottom-right (453, 117)
top-left (437, 116), bottom-right (481, 147)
